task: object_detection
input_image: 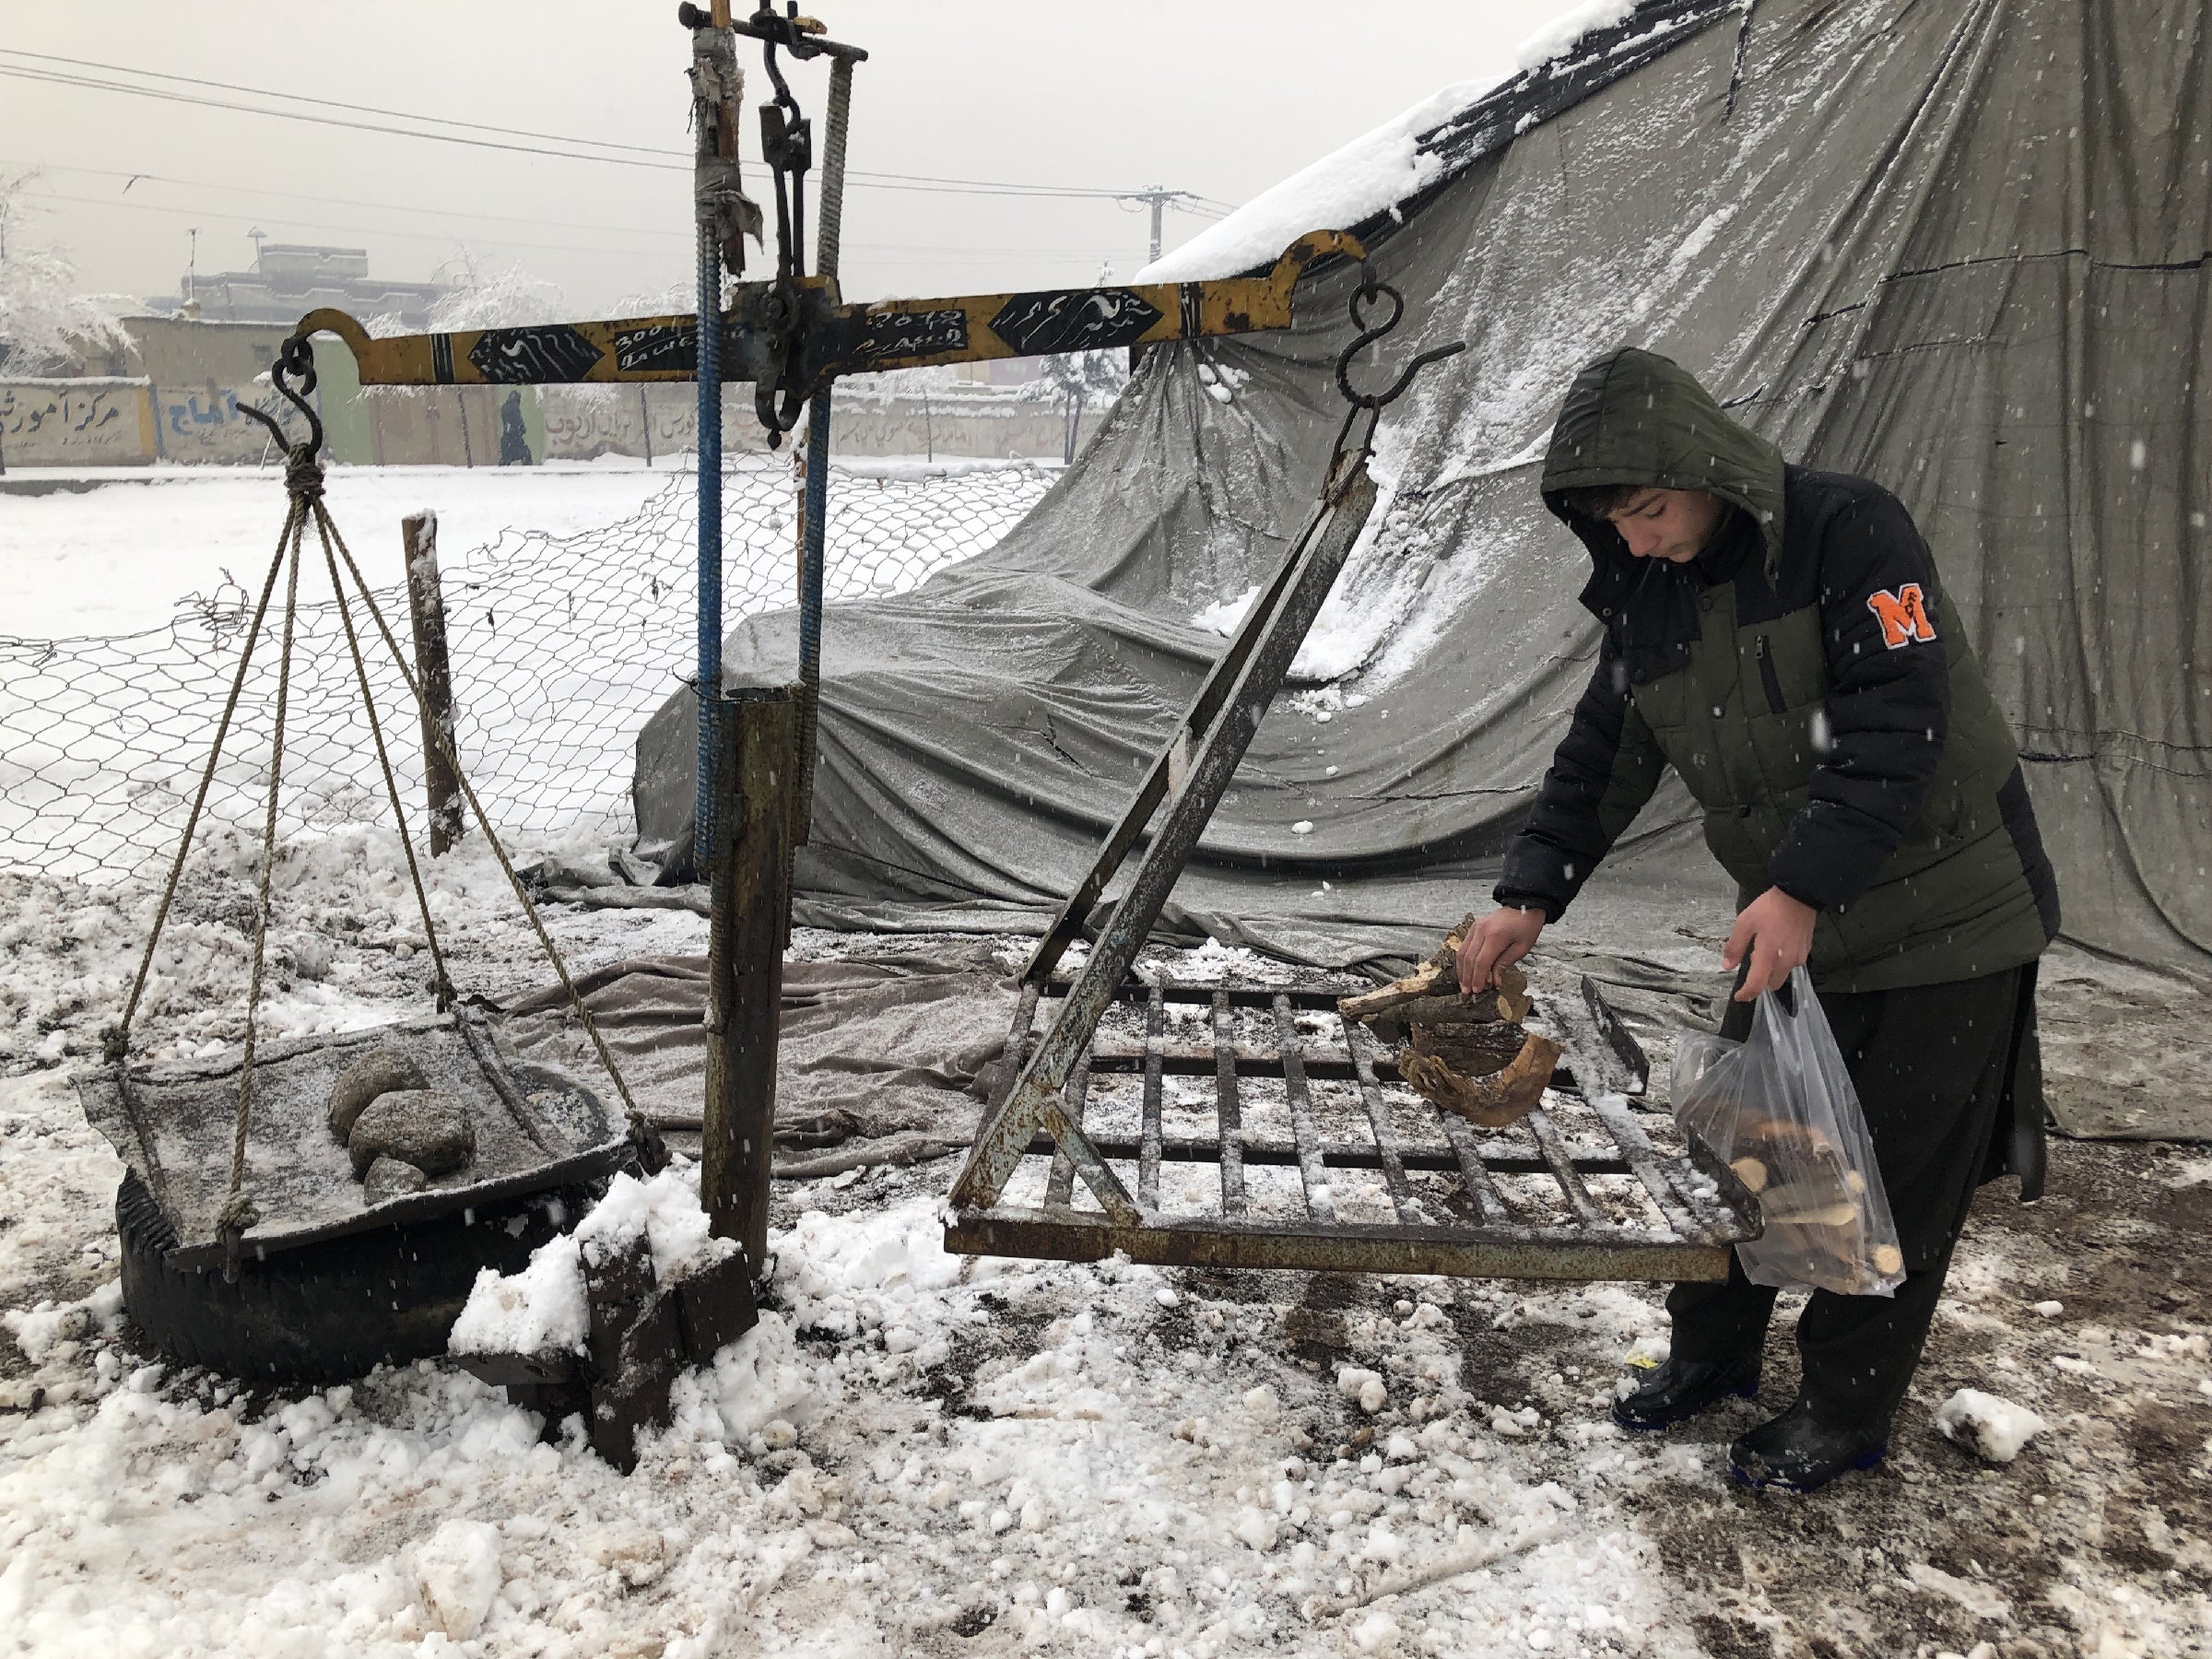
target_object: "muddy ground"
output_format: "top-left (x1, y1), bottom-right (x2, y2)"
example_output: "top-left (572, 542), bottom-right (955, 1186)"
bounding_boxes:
top-left (784, 1132), bottom-right (2211, 1658)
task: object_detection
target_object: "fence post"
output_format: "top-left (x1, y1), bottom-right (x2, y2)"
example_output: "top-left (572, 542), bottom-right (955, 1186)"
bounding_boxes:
top-left (402, 512), bottom-right (464, 855)
top-left (700, 685), bottom-right (794, 1272)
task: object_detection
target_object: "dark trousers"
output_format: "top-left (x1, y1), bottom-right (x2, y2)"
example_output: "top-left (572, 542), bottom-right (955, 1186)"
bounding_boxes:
top-left (1666, 965), bottom-right (2026, 1425)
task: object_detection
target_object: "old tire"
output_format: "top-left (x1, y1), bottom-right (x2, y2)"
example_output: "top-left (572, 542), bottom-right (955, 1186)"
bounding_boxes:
top-left (115, 1170), bottom-right (601, 1385)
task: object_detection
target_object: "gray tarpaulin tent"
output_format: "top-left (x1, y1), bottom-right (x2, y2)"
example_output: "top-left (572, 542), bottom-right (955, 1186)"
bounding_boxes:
top-left (635, 0), bottom-right (2207, 983)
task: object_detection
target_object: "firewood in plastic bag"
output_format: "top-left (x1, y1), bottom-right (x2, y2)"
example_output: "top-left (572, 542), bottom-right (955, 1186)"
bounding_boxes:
top-left (1667, 967), bottom-right (1905, 1297)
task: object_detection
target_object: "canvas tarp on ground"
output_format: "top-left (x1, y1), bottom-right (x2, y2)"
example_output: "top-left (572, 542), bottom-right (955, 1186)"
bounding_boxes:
top-left (634, 0), bottom-right (2207, 990)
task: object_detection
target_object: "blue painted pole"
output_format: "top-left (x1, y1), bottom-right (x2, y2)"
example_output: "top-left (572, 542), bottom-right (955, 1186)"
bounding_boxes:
top-left (787, 391), bottom-right (830, 850)
top-left (692, 224), bottom-right (724, 876)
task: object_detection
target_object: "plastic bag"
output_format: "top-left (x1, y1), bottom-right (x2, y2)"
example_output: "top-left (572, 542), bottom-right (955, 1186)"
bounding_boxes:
top-left (1670, 967), bottom-right (1905, 1297)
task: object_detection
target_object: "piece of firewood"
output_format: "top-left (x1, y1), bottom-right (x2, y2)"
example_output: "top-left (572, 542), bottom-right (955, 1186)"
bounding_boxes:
top-left (1340, 959), bottom-right (1527, 1024)
top-left (1756, 1183), bottom-right (1859, 1228)
top-left (1730, 1117), bottom-right (1838, 1159)
top-left (1872, 1244), bottom-right (1904, 1276)
top-left (1397, 1030), bottom-right (1563, 1130)
top-left (1729, 1156), bottom-right (1770, 1194)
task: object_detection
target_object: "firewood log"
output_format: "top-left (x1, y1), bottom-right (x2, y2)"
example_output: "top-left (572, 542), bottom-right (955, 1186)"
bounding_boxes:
top-left (1337, 913), bottom-right (1524, 1019)
top-left (1757, 1188), bottom-right (1860, 1228)
top-left (1396, 1031), bottom-right (1563, 1129)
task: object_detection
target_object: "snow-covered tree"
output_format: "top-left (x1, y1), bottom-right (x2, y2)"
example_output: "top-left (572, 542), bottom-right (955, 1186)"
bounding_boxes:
top-left (0, 170), bottom-right (129, 375)
top-left (425, 251), bottom-right (565, 331)
top-left (1020, 348), bottom-right (1131, 464)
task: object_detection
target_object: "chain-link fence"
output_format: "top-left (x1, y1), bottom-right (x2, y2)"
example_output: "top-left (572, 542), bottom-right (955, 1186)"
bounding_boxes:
top-left (1, 456), bottom-right (1055, 886)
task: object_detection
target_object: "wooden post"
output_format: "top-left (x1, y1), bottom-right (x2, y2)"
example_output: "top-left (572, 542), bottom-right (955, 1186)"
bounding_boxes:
top-left (701, 685), bottom-right (794, 1272)
top-left (402, 512), bottom-right (464, 855)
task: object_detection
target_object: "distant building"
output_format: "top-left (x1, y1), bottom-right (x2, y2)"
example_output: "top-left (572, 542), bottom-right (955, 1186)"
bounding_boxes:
top-left (148, 242), bottom-right (448, 331)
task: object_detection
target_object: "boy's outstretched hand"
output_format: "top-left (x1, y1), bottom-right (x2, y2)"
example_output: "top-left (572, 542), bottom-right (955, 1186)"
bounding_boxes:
top-left (1457, 904), bottom-right (1547, 992)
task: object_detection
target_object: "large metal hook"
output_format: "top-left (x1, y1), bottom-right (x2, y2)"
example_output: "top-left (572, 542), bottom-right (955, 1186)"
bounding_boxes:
top-left (1334, 270), bottom-right (1466, 413)
top-left (237, 333), bottom-right (325, 470)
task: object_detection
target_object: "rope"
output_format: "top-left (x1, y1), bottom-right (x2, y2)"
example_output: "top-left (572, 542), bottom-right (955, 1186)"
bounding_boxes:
top-left (222, 500), bottom-right (306, 1267)
top-left (311, 508), bottom-right (457, 1012)
top-left (312, 498), bottom-right (649, 1133)
top-left (106, 502), bottom-right (300, 1065)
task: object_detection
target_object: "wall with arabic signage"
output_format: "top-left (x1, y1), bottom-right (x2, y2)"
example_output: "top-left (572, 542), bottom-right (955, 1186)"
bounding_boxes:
top-left (0, 379), bottom-right (156, 466)
top-left (5, 370), bottom-right (1082, 467)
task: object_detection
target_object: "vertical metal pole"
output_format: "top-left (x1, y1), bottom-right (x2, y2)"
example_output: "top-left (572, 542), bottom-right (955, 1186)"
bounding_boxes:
top-left (793, 398), bottom-right (829, 849)
top-left (691, 5), bottom-right (736, 875)
top-left (789, 51), bottom-right (853, 855)
top-left (693, 226), bottom-right (724, 874)
top-left (702, 685), bottom-right (794, 1272)
top-left (402, 512), bottom-right (462, 855)
top-left (816, 58), bottom-right (853, 280)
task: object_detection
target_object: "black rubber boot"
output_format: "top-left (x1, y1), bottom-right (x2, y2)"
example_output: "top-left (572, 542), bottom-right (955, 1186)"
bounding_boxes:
top-left (1728, 1398), bottom-right (1889, 1492)
top-left (1611, 1350), bottom-right (1761, 1431)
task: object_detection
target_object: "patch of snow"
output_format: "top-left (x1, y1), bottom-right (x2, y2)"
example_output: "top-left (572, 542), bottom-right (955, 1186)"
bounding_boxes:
top-left (413, 1518), bottom-right (504, 1639)
top-left (449, 1230), bottom-right (589, 1358)
top-left (1907, 1560), bottom-right (2010, 1622)
top-left (451, 1165), bottom-right (738, 1358)
top-left (1514, 0), bottom-right (1637, 73)
top-left (1191, 583), bottom-right (1262, 637)
top-left (1139, 79), bottom-right (1500, 283)
top-left (1935, 1388), bottom-right (2050, 1465)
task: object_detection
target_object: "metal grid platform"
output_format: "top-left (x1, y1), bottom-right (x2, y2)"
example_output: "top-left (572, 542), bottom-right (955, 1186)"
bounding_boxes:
top-left (946, 977), bottom-right (1760, 1281)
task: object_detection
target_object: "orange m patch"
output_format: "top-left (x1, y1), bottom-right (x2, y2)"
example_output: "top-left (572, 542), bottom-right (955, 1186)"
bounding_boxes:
top-left (1866, 582), bottom-right (1938, 649)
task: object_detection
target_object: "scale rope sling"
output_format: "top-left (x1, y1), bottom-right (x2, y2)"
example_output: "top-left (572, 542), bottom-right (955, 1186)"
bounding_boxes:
top-left (104, 335), bottom-right (653, 1277)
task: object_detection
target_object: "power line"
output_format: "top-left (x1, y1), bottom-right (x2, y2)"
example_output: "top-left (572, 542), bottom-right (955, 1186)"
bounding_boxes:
top-left (0, 50), bottom-right (1241, 210)
top-left (0, 64), bottom-right (688, 172)
top-left (0, 47), bottom-right (679, 159)
top-left (16, 162), bottom-right (688, 242)
top-left (19, 185), bottom-right (1142, 274)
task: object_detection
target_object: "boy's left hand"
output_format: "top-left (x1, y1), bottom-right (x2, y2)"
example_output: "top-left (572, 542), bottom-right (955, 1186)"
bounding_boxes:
top-left (1723, 888), bottom-right (1817, 1001)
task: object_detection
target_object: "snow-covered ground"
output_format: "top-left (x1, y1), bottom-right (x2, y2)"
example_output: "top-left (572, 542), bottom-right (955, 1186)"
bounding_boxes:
top-left (2, 835), bottom-right (2209, 1656)
top-left (3, 460), bottom-right (683, 641)
top-left (4, 453), bottom-right (2207, 1657)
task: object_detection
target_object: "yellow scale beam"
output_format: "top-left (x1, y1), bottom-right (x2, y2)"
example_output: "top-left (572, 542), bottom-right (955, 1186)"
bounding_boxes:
top-left (296, 231), bottom-right (1361, 388)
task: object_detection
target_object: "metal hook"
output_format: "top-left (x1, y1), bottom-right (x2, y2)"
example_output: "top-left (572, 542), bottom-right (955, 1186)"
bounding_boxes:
top-left (237, 333), bottom-right (325, 466)
top-left (1334, 269), bottom-right (1465, 413)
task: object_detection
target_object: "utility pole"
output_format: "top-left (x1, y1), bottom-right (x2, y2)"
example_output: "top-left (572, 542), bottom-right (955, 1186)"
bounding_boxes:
top-left (1116, 184), bottom-right (1200, 266)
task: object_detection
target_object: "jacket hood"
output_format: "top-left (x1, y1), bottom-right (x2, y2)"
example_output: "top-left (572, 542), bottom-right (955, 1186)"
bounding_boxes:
top-left (1541, 347), bottom-right (1786, 580)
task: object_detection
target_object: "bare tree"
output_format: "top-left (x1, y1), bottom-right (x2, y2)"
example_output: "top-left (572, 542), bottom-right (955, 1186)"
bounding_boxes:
top-left (0, 170), bottom-right (129, 377)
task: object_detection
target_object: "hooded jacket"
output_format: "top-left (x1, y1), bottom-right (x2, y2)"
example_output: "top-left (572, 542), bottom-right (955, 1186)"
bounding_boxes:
top-left (1497, 348), bottom-right (2059, 993)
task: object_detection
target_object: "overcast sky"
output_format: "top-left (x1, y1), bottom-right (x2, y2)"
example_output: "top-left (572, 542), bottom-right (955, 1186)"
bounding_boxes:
top-left (3, 1), bottom-right (1584, 315)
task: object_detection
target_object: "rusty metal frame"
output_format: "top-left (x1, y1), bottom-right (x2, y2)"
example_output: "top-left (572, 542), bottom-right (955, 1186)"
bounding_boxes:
top-left (946, 980), bottom-right (1759, 1281)
top-left (946, 464), bottom-right (1380, 1223)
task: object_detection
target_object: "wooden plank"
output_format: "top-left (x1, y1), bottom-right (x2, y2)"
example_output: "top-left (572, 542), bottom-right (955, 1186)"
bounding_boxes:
top-left (701, 687), bottom-right (794, 1273)
top-left (400, 512), bottom-right (462, 855)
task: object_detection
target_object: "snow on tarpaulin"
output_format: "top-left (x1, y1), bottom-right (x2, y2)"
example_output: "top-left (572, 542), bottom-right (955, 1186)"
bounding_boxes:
top-left (1138, 0), bottom-right (1638, 285)
top-left (634, 0), bottom-right (2211, 1004)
